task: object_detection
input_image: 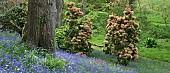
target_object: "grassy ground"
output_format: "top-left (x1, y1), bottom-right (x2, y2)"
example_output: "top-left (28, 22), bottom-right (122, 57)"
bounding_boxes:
top-left (139, 39), bottom-right (170, 62)
top-left (89, 33), bottom-right (170, 73)
top-left (89, 22), bottom-right (170, 72)
top-left (139, 47), bottom-right (170, 62)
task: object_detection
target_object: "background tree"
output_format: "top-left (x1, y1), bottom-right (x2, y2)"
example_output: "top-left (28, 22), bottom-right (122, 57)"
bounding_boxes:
top-left (147, 0), bottom-right (170, 26)
top-left (56, 0), bottom-right (64, 28)
top-left (129, 0), bottom-right (135, 5)
top-left (23, 0), bottom-right (57, 53)
top-left (81, 0), bottom-right (86, 15)
top-left (155, 0), bottom-right (170, 26)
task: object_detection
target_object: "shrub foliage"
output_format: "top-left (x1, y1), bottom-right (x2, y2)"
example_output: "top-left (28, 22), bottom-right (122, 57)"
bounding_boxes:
top-left (103, 7), bottom-right (140, 65)
top-left (0, 6), bottom-right (27, 36)
top-left (145, 37), bottom-right (157, 48)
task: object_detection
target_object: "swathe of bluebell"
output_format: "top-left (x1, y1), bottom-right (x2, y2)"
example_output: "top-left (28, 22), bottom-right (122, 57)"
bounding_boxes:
top-left (3, 30), bottom-right (170, 73)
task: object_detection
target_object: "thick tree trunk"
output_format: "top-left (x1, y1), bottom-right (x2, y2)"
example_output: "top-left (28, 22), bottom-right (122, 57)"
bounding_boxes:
top-left (23, 0), bottom-right (57, 53)
top-left (82, 0), bottom-right (86, 15)
top-left (56, 0), bottom-right (63, 28)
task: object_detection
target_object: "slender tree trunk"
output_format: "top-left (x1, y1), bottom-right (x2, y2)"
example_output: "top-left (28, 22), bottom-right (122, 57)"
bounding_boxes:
top-left (56, 0), bottom-right (64, 28)
top-left (82, 0), bottom-right (86, 15)
top-left (129, 0), bottom-right (135, 5)
top-left (162, 15), bottom-right (168, 27)
top-left (23, 0), bottom-right (57, 53)
top-left (16, 0), bottom-right (20, 6)
top-left (16, 0), bottom-right (25, 6)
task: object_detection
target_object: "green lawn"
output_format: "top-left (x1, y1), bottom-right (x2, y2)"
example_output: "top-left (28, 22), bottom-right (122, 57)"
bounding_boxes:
top-left (90, 34), bottom-right (170, 63)
top-left (89, 35), bottom-right (170, 73)
top-left (89, 34), bottom-right (105, 46)
top-left (139, 47), bottom-right (170, 62)
top-left (139, 39), bottom-right (170, 62)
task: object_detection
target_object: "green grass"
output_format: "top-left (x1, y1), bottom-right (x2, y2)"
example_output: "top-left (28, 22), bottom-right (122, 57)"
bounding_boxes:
top-left (89, 34), bottom-right (105, 46)
top-left (139, 47), bottom-right (170, 62)
top-left (152, 22), bottom-right (170, 26)
top-left (89, 33), bottom-right (170, 73)
top-left (128, 57), bottom-right (170, 73)
top-left (157, 39), bottom-right (170, 50)
top-left (90, 32), bottom-right (170, 63)
top-left (139, 39), bottom-right (170, 62)
top-left (148, 14), bottom-right (163, 23)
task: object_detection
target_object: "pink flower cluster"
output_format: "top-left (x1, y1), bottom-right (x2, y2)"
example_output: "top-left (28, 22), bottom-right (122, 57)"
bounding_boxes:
top-left (66, 2), bottom-right (83, 19)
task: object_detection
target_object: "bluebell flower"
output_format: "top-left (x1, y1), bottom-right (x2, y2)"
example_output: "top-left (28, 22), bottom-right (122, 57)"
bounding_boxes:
top-left (0, 30), bottom-right (151, 73)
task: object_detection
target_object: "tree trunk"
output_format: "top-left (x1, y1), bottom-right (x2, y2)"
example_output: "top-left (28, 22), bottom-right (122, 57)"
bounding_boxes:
top-left (56, 0), bottom-right (64, 28)
top-left (16, 0), bottom-right (25, 6)
top-left (16, 0), bottom-right (20, 6)
top-left (82, 0), bottom-right (86, 15)
top-left (129, 0), bottom-right (135, 5)
top-left (23, 0), bottom-right (57, 53)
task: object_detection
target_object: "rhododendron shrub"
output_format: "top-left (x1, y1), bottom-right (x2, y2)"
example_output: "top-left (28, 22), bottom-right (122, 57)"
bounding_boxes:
top-left (103, 8), bottom-right (139, 65)
top-left (65, 2), bottom-right (93, 55)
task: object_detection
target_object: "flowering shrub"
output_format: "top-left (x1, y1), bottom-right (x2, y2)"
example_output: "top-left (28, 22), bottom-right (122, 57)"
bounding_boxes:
top-left (64, 2), bottom-right (93, 55)
top-left (103, 7), bottom-right (140, 65)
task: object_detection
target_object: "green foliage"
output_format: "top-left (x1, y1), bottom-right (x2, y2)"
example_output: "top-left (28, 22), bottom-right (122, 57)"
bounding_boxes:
top-left (139, 23), bottom-right (170, 40)
top-left (139, 0), bottom-right (170, 25)
top-left (81, 11), bottom-right (108, 35)
top-left (38, 16), bottom-right (46, 24)
top-left (86, 0), bottom-right (129, 15)
top-left (103, 8), bottom-right (140, 65)
top-left (92, 3), bottom-right (108, 12)
top-left (42, 54), bottom-right (66, 71)
top-left (55, 25), bottom-right (69, 48)
top-left (107, 1), bottom-right (129, 16)
top-left (145, 37), bottom-right (157, 48)
top-left (150, 0), bottom-right (170, 25)
top-left (0, 6), bottom-right (27, 35)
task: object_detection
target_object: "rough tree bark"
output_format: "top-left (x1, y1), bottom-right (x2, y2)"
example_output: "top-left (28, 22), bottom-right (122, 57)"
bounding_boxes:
top-left (56, 0), bottom-right (63, 28)
top-left (23, 0), bottom-right (57, 53)
top-left (81, 0), bottom-right (86, 15)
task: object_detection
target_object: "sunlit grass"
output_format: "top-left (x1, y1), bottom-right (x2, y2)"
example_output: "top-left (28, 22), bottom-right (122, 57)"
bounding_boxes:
top-left (89, 36), bottom-right (170, 73)
top-left (157, 39), bottom-right (170, 50)
top-left (89, 28), bottom-right (170, 72)
top-left (152, 22), bottom-right (170, 26)
top-left (139, 47), bottom-right (170, 62)
top-left (89, 34), bottom-right (105, 46)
